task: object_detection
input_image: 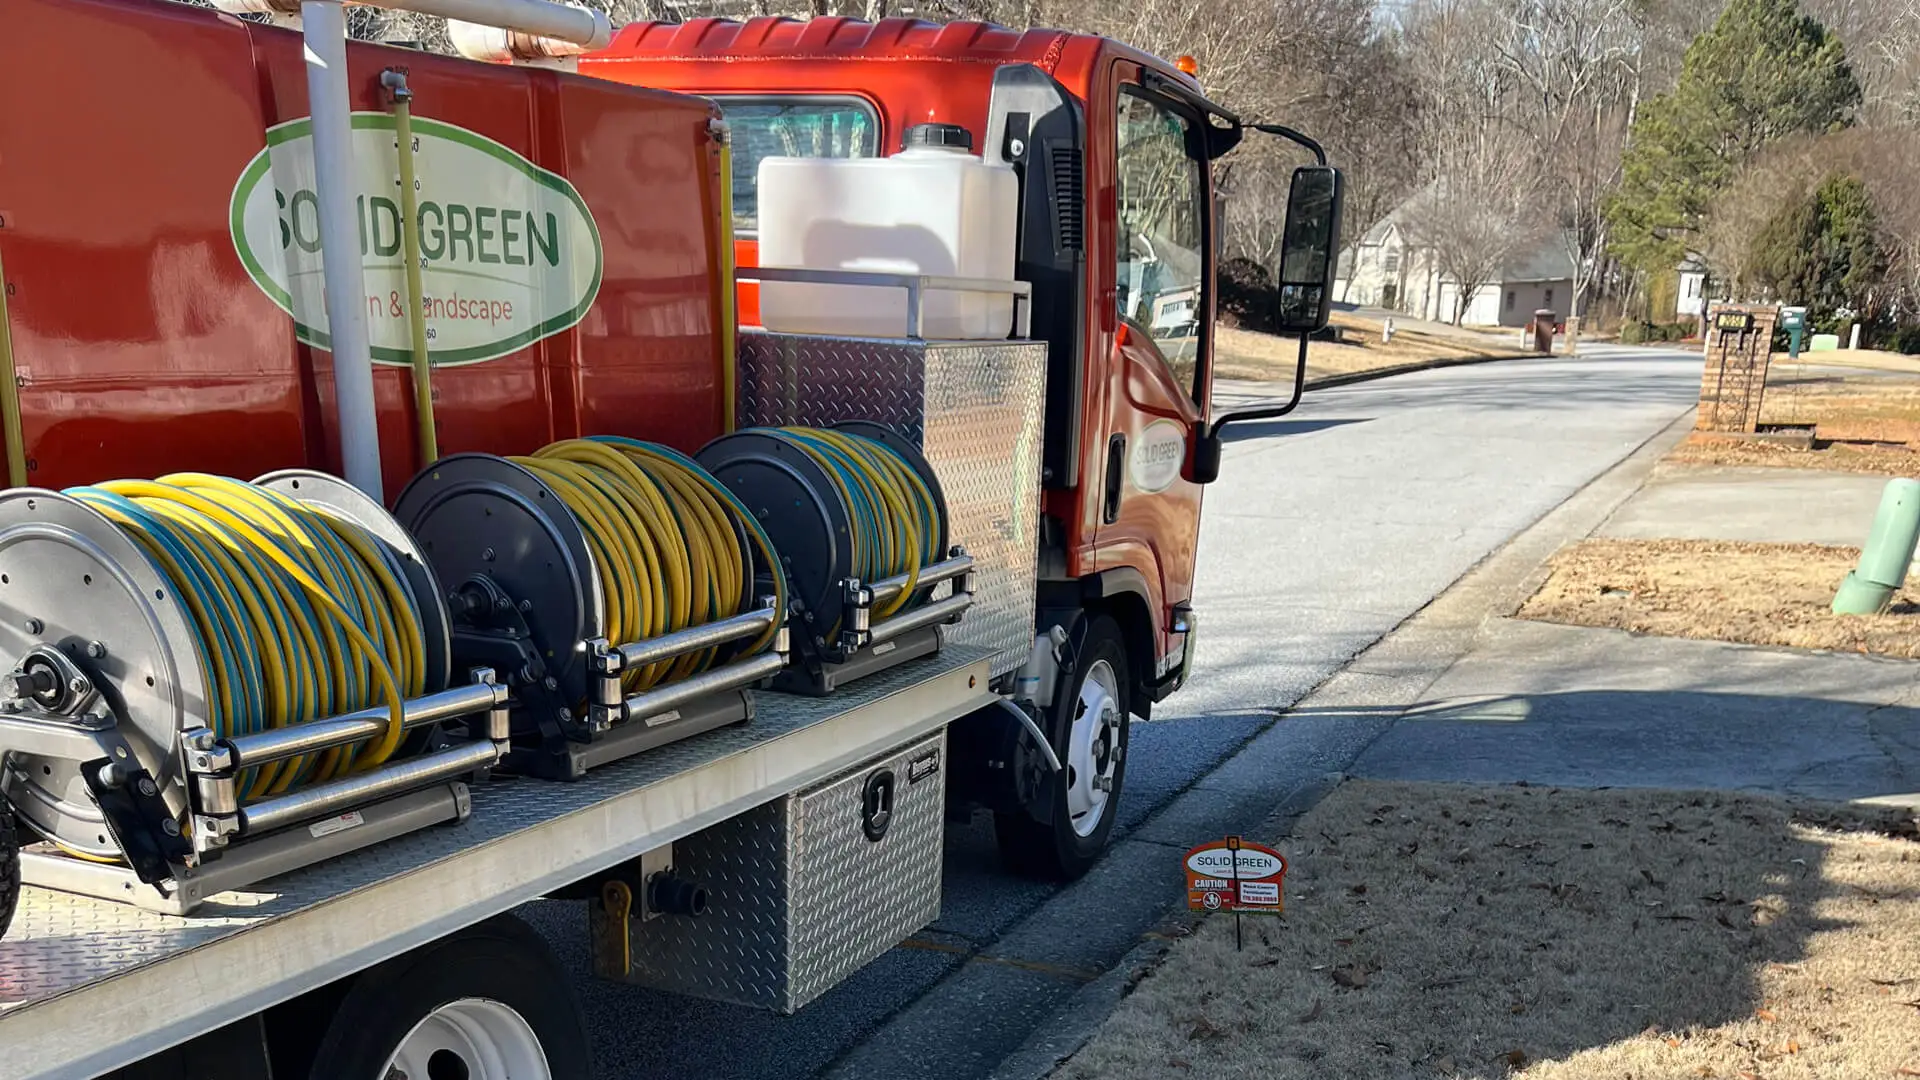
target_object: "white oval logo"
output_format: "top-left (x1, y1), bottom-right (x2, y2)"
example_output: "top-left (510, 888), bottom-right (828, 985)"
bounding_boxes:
top-left (1129, 420), bottom-right (1187, 494)
top-left (1186, 848), bottom-right (1283, 878)
top-left (230, 113), bottom-right (603, 367)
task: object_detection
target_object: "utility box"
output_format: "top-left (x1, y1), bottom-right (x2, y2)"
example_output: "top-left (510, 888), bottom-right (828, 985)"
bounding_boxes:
top-left (608, 731), bottom-right (949, 1014)
top-left (1698, 304), bottom-right (1779, 433)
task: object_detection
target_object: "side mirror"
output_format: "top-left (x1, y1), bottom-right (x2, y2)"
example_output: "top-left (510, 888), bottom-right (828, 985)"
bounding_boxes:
top-left (1190, 428), bottom-right (1223, 485)
top-left (1272, 165), bottom-right (1344, 335)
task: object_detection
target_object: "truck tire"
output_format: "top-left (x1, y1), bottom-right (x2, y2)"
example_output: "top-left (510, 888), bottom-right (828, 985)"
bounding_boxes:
top-left (0, 793), bottom-right (17, 941)
top-left (996, 613), bottom-right (1131, 881)
top-left (306, 914), bottom-right (591, 1080)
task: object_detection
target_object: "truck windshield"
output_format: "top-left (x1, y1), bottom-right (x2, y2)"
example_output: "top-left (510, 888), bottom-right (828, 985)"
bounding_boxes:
top-left (711, 98), bottom-right (879, 232)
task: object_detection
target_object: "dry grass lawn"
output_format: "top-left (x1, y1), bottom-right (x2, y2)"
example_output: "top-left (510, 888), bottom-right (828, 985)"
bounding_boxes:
top-left (1216, 312), bottom-right (1529, 384)
top-left (1516, 538), bottom-right (1920, 659)
top-left (1761, 379), bottom-right (1920, 445)
top-left (1674, 374), bottom-right (1920, 475)
top-left (1668, 436), bottom-right (1920, 477)
top-left (1056, 781), bottom-right (1920, 1080)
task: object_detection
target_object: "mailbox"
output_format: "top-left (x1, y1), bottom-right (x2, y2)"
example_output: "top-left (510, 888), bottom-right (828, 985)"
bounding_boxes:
top-left (1781, 306), bottom-right (1808, 359)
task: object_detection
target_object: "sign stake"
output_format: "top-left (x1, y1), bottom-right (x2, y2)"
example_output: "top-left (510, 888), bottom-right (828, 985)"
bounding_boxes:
top-left (1229, 835), bottom-right (1243, 951)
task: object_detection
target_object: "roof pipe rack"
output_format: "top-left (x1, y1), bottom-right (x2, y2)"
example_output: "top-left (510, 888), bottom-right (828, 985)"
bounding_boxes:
top-left (207, 0), bottom-right (612, 46)
top-left (384, 0), bottom-right (610, 47)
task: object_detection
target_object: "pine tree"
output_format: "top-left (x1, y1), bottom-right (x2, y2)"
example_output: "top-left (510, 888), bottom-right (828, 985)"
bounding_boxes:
top-left (1747, 173), bottom-right (1884, 324)
top-left (1606, 0), bottom-right (1859, 276)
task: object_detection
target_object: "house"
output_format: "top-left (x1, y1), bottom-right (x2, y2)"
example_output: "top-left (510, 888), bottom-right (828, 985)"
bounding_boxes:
top-left (1675, 253), bottom-right (1709, 318)
top-left (1335, 199), bottom-right (1577, 328)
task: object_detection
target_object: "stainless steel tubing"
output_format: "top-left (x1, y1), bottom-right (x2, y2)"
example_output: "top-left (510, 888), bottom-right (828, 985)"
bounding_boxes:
top-left (868, 592), bottom-right (972, 647)
top-left (238, 739), bottom-right (498, 836)
top-left (866, 555), bottom-right (974, 609)
top-left (620, 652), bottom-right (785, 723)
top-left (225, 683), bottom-right (505, 769)
top-left (615, 606), bottom-right (779, 671)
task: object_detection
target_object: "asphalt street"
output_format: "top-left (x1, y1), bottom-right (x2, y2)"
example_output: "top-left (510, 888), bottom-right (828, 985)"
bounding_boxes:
top-left (518, 344), bottom-right (1706, 1080)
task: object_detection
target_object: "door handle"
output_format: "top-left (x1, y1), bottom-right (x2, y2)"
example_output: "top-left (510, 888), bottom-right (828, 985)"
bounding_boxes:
top-left (1103, 433), bottom-right (1126, 524)
top-left (862, 768), bottom-right (897, 842)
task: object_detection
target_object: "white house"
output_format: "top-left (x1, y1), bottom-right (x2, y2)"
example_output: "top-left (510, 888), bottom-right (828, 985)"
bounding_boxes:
top-left (1676, 253), bottom-right (1709, 318)
top-left (1335, 200), bottom-right (1577, 328)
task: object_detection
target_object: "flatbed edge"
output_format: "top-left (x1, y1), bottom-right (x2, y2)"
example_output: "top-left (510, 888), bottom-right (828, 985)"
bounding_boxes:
top-left (7, 654), bottom-right (995, 1080)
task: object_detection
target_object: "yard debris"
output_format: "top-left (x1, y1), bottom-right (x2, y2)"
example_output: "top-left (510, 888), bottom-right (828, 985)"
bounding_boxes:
top-left (1186, 1016), bottom-right (1226, 1041)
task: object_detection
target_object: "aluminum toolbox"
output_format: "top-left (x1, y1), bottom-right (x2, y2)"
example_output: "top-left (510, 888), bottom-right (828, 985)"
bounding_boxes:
top-left (737, 330), bottom-right (1047, 679)
top-left (615, 729), bottom-right (947, 1014)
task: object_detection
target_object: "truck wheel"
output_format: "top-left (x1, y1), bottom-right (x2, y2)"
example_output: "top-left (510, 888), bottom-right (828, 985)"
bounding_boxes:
top-left (996, 613), bottom-right (1131, 881)
top-left (306, 915), bottom-right (590, 1080)
top-left (0, 793), bottom-right (17, 941)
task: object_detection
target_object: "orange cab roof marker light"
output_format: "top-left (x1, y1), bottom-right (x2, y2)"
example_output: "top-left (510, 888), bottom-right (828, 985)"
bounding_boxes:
top-left (1175, 54), bottom-right (1199, 77)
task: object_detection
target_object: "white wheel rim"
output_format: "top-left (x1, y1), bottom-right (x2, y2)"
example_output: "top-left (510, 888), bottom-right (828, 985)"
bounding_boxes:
top-left (383, 997), bottom-right (552, 1080)
top-left (1065, 658), bottom-right (1122, 838)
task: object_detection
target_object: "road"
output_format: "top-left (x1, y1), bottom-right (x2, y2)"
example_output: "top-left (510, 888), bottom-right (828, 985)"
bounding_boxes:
top-left (519, 344), bottom-right (1705, 1080)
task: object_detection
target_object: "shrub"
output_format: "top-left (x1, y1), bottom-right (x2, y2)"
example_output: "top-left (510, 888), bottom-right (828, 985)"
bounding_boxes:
top-left (1218, 258), bottom-right (1277, 334)
top-left (1622, 320), bottom-right (1696, 344)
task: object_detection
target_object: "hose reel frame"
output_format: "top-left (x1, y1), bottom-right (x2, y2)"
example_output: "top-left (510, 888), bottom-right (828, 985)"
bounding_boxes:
top-left (696, 422), bottom-right (976, 696)
top-left (0, 472), bottom-right (511, 916)
top-left (394, 450), bottom-right (790, 781)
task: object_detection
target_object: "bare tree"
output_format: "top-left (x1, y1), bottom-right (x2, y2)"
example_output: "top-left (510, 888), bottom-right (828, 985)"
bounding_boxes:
top-left (1489, 0), bottom-right (1638, 343)
top-left (1401, 142), bottom-right (1543, 323)
top-left (1806, 0), bottom-right (1920, 125)
top-left (1849, 127), bottom-right (1920, 320)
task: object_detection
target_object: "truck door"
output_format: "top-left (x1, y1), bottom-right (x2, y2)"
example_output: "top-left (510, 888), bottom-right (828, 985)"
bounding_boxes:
top-left (1093, 64), bottom-right (1213, 678)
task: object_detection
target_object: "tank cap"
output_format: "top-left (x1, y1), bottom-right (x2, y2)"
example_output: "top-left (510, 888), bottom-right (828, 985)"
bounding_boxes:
top-left (903, 123), bottom-right (974, 152)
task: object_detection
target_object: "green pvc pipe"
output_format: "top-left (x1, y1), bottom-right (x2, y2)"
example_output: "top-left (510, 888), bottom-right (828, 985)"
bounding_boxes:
top-left (1833, 478), bottom-right (1920, 614)
top-left (387, 71), bottom-right (438, 466)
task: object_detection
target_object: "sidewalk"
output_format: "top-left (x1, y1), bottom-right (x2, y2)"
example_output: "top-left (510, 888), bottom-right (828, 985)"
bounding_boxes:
top-left (1018, 416), bottom-right (1920, 1079)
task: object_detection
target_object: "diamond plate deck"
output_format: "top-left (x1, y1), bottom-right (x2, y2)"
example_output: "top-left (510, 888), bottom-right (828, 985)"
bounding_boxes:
top-left (737, 332), bottom-right (1046, 678)
top-left (0, 648), bottom-right (995, 1080)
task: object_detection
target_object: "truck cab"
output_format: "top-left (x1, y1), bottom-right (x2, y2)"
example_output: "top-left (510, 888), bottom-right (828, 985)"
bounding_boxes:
top-left (582, 19), bottom-right (1340, 877)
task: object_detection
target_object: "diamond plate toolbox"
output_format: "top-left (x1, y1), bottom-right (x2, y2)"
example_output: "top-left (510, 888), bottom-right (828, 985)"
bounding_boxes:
top-left (737, 331), bottom-right (1046, 677)
top-left (616, 730), bottom-right (947, 1014)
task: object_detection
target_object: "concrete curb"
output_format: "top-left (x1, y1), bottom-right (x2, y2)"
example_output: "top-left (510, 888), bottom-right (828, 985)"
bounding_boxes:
top-left (981, 402), bottom-right (1702, 1080)
top-left (1303, 350), bottom-right (1548, 391)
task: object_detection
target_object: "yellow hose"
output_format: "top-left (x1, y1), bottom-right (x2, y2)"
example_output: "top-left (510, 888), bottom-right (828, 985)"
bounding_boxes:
top-left (512, 438), bottom-right (784, 699)
top-left (68, 475), bottom-right (423, 803)
top-left (760, 427), bottom-right (942, 623)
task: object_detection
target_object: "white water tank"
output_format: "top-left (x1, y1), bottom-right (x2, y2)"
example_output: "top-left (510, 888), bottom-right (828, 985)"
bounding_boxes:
top-left (756, 123), bottom-right (1019, 340)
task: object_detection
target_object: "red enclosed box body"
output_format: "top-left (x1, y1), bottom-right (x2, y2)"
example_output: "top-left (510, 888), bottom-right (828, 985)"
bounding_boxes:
top-left (0, 0), bottom-right (732, 495)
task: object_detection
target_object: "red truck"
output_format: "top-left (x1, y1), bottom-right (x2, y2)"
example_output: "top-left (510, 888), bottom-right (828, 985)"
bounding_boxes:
top-left (584, 18), bottom-right (1343, 877)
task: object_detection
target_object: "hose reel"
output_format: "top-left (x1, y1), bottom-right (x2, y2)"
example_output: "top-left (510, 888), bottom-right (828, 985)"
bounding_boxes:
top-left (394, 437), bottom-right (790, 780)
top-left (0, 471), bottom-right (509, 915)
top-left (696, 423), bottom-right (975, 695)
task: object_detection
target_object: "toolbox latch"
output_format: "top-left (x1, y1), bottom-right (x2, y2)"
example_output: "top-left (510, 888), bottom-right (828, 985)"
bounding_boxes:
top-left (861, 769), bottom-right (897, 842)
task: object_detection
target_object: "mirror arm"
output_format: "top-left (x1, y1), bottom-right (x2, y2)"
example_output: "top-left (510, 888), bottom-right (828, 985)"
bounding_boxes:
top-left (1207, 331), bottom-right (1308, 440)
top-left (1248, 122), bottom-right (1327, 167)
